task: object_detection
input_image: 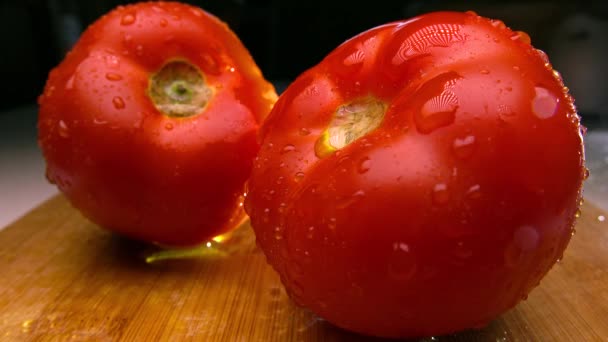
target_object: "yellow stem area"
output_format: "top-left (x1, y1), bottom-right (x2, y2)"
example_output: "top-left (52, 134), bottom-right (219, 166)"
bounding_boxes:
top-left (315, 96), bottom-right (387, 158)
top-left (148, 60), bottom-right (213, 118)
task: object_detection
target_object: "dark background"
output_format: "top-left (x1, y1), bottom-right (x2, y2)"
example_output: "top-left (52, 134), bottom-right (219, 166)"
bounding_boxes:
top-left (1, 0), bottom-right (607, 124)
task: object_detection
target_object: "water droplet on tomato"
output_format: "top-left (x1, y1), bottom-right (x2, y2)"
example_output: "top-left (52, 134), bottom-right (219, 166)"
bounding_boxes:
top-left (281, 144), bottom-right (296, 154)
top-left (306, 226), bottom-right (315, 239)
top-left (328, 217), bottom-right (337, 230)
top-left (552, 69), bottom-right (563, 83)
top-left (105, 73), bottom-right (122, 81)
top-left (135, 45), bottom-right (144, 56)
top-left (490, 19), bottom-right (506, 29)
top-left (414, 72), bottom-right (460, 134)
top-left (575, 208), bottom-right (582, 218)
top-left (65, 76), bottom-right (74, 90)
top-left (160, 18), bottom-right (168, 27)
top-left (299, 128), bottom-right (311, 136)
top-left (276, 176), bottom-right (284, 185)
top-left (583, 168), bottom-right (590, 180)
top-left (336, 190), bottom-right (365, 209)
top-left (93, 118), bottom-right (108, 125)
top-left (532, 87), bottom-right (558, 119)
top-left (580, 125), bottom-right (587, 136)
top-left (452, 135), bottom-right (476, 159)
top-left (274, 226), bottom-right (284, 240)
top-left (392, 23), bottom-right (465, 65)
top-left (357, 157), bottom-right (371, 173)
top-left (165, 122), bottom-right (174, 131)
top-left (598, 215), bottom-right (606, 222)
top-left (465, 184), bottom-right (482, 199)
top-left (104, 55), bottom-right (120, 68)
top-left (510, 31), bottom-right (531, 45)
top-left (480, 69), bottom-right (490, 75)
top-left (58, 120), bottom-right (69, 138)
top-left (189, 8), bottom-right (203, 17)
top-left (120, 13), bottom-right (136, 26)
top-left (388, 242), bottom-right (416, 281)
top-left (262, 208), bottom-right (270, 223)
top-left (504, 225), bottom-right (539, 267)
top-left (432, 183), bottom-right (449, 205)
top-left (112, 96), bottom-right (125, 109)
top-left (294, 172), bottom-right (305, 182)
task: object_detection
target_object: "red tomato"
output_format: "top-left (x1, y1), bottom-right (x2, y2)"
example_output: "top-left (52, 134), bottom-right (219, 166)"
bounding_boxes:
top-left (38, 2), bottom-right (277, 246)
top-left (245, 11), bottom-right (585, 338)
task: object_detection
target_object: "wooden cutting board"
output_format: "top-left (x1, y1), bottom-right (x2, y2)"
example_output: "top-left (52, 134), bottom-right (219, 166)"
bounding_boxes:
top-left (0, 195), bottom-right (607, 341)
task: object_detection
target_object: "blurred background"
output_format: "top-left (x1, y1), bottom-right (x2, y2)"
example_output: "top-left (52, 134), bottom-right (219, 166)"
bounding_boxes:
top-left (1, 0), bottom-right (608, 227)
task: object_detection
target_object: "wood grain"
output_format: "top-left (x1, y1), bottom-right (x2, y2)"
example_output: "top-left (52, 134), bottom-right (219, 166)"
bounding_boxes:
top-left (0, 195), bottom-right (607, 341)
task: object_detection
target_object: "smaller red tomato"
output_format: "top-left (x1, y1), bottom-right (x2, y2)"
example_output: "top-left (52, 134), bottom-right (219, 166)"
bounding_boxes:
top-left (38, 2), bottom-right (277, 246)
top-left (245, 11), bottom-right (585, 338)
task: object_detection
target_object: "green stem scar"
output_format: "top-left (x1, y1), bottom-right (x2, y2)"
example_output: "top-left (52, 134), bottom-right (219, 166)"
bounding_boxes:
top-left (315, 96), bottom-right (387, 158)
top-left (148, 60), bottom-right (212, 118)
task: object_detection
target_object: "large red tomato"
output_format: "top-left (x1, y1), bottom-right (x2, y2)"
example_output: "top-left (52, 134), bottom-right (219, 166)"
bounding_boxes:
top-left (245, 11), bottom-right (585, 338)
top-left (38, 2), bottom-right (276, 246)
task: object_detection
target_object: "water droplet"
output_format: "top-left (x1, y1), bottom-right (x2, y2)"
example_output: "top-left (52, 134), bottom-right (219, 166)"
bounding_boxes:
top-left (510, 31), bottom-right (531, 45)
top-left (58, 120), bottom-right (69, 138)
top-left (121, 13), bottom-right (136, 26)
top-left (490, 19), bottom-right (506, 29)
top-left (135, 45), bottom-right (144, 56)
top-left (105, 73), bottom-right (122, 81)
top-left (580, 125), bottom-right (587, 136)
top-left (112, 96), bottom-right (125, 109)
top-left (306, 226), bottom-right (315, 239)
top-left (388, 242), bottom-right (416, 281)
top-left (93, 118), bottom-right (108, 125)
top-left (337, 190), bottom-right (366, 209)
top-left (165, 122), bottom-right (174, 131)
top-left (344, 49), bottom-right (365, 66)
top-left (160, 18), bottom-right (168, 27)
top-left (358, 157), bottom-right (371, 173)
top-left (466, 184), bottom-right (481, 199)
top-left (392, 23), bottom-right (465, 65)
top-left (480, 69), bottom-right (490, 75)
top-left (65, 76), bottom-right (74, 90)
top-left (598, 215), bottom-right (605, 222)
top-left (414, 72), bottom-right (461, 134)
top-left (504, 225), bottom-right (539, 267)
top-left (274, 226), bottom-right (284, 240)
top-left (432, 183), bottom-right (449, 204)
top-left (262, 208), bottom-right (270, 223)
top-left (552, 69), bottom-right (563, 83)
top-left (452, 135), bottom-right (476, 159)
top-left (328, 217), bottom-right (337, 230)
top-left (299, 128), bottom-right (311, 136)
top-left (276, 176), bottom-right (284, 185)
top-left (583, 168), bottom-right (590, 180)
top-left (281, 144), bottom-right (296, 154)
top-left (104, 55), bottom-right (120, 68)
top-left (190, 8), bottom-right (203, 17)
top-left (532, 87), bottom-right (558, 119)
top-left (294, 172), bottom-right (305, 182)
top-left (575, 208), bottom-right (581, 218)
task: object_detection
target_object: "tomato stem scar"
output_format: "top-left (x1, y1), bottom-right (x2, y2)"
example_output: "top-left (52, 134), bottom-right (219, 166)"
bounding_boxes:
top-left (148, 60), bottom-right (213, 118)
top-left (315, 96), bottom-right (387, 158)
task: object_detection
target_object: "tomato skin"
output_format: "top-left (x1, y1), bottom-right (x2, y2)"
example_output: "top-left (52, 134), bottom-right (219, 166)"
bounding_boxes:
top-left (245, 11), bottom-right (585, 338)
top-left (38, 2), bottom-right (276, 246)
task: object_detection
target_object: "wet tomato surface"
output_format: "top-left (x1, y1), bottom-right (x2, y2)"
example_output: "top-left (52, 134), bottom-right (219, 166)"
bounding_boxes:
top-left (245, 11), bottom-right (585, 338)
